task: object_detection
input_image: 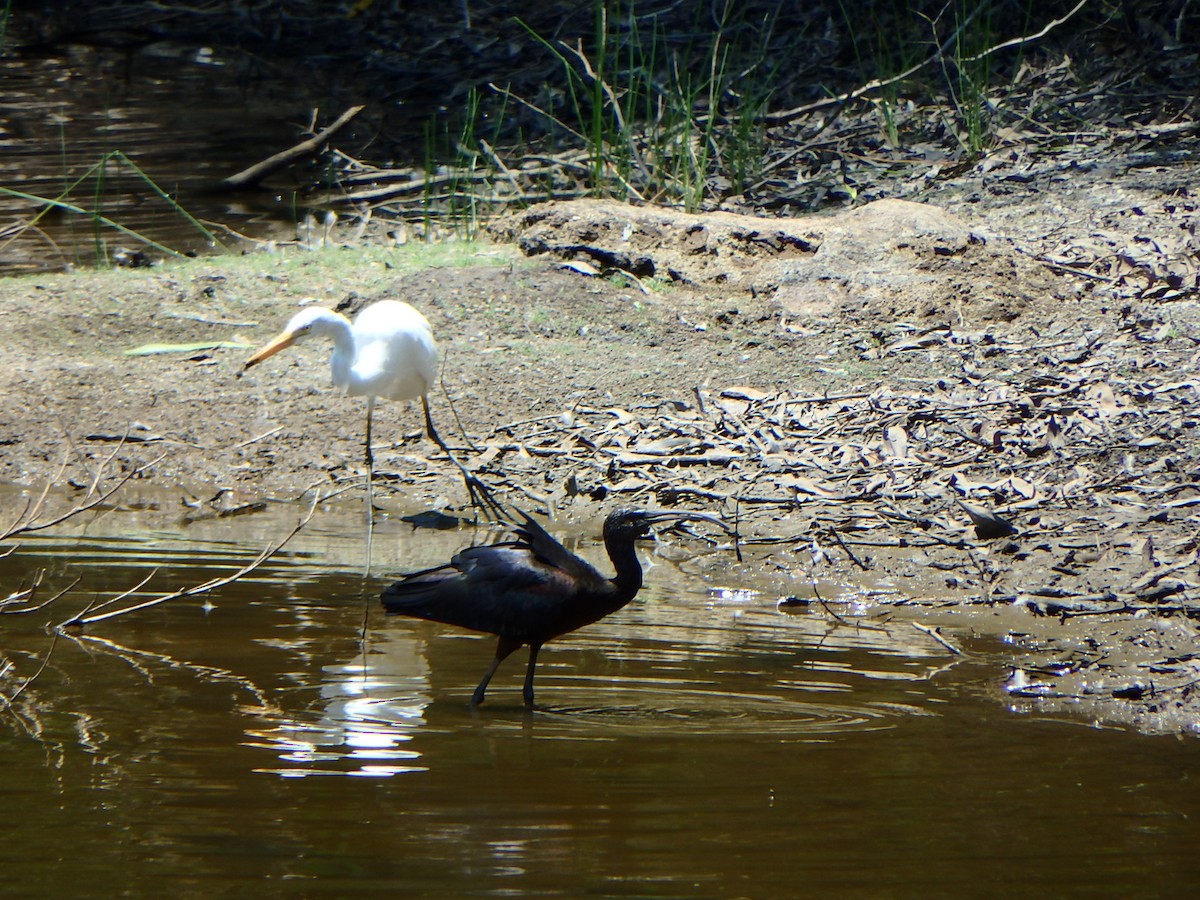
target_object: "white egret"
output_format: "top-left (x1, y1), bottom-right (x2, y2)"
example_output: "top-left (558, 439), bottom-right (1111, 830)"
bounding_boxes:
top-left (243, 300), bottom-right (505, 545)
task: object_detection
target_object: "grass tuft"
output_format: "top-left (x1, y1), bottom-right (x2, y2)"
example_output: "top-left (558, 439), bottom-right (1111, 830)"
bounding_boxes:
top-left (0, 150), bottom-right (223, 267)
top-left (501, 0), bottom-right (776, 211)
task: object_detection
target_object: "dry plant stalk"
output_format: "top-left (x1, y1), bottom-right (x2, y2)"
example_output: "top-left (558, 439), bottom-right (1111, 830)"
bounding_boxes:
top-left (1, 444), bottom-right (166, 543)
top-left (57, 496), bottom-right (319, 629)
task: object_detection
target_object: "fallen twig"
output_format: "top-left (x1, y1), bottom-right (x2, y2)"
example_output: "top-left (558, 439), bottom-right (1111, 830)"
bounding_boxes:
top-left (216, 105), bottom-right (365, 191)
top-left (913, 622), bottom-right (964, 655)
top-left (57, 496), bottom-right (319, 629)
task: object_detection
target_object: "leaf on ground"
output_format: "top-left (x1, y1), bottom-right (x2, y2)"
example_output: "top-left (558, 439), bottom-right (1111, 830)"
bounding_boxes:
top-left (779, 475), bottom-right (842, 499)
top-left (125, 341), bottom-right (253, 356)
top-left (884, 425), bottom-right (908, 459)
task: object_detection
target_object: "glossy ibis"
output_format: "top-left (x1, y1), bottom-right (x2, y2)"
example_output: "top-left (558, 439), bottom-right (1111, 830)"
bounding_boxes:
top-left (243, 300), bottom-right (504, 528)
top-left (381, 508), bottom-right (725, 706)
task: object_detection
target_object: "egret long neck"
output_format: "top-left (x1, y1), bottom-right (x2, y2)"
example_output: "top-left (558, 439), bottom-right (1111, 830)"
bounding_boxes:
top-left (323, 316), bottom-right (357, 389)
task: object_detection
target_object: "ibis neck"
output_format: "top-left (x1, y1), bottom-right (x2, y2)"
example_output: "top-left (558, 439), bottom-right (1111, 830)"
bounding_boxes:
top-left (606, 536), bottom-right (645, 603)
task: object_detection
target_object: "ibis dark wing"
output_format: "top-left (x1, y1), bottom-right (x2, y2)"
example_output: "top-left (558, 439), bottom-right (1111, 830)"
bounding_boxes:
top-left (381, 541), bottom-right (582, 637)
top-left (512, 509), bottom-right (605, 585)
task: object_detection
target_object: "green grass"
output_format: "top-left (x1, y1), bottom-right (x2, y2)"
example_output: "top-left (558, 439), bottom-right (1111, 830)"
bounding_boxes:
top-left (944, 0), bottom-right (999, 154)
top-left (420, 85), bottom-right (514, 240)
top-left (500, 0), bottom-right (778, 210)
top-left (835, 0), bottom-right (1033, 155)
top-left (0, 150), bottom-right (223, 266)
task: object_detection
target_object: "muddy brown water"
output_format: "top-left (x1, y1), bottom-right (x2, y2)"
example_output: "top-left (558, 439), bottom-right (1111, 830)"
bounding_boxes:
top-left (0, 44), bottom-right (320, 273)
top-left (3, 32), bottom-right (1199, 896)
top-left (2, 503), bottom-right (1198, 895)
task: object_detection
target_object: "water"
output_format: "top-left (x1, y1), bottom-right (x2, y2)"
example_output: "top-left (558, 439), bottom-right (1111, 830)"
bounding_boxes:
top-left (2, 505), bottom-right (1198, 895)
top-left (0, 43), bottom-right (319, 273)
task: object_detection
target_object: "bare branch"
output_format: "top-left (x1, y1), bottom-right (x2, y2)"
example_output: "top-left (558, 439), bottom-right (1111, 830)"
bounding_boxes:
top-left (762, 0), bottom-right (1090, 125)
top-left (57, 497), bottom-right (319, 629)
top-left (1, 453), bottom-right (167, 541)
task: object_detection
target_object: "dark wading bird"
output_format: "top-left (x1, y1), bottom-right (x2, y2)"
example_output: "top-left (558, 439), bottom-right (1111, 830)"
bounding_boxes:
top-left (242, 300), bottom-right (504, 525)
top-left (381, 509), bottom-right (726, 707)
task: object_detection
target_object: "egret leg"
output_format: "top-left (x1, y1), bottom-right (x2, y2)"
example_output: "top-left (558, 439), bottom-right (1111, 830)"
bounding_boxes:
top-left (522, 642), bottom-right (543, 708)
top-left (365, 396), bottom-right (376, 470)
top-left (363, 398), bottom-right (375, 579)
top-left (422, 397), bottom-right (506, 522)
top-left (472, 636), bottom-right (522, 706)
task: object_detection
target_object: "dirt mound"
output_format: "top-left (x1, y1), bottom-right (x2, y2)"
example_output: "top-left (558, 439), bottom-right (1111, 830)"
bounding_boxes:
top-left (493, 198), bottom-right (1072, 324)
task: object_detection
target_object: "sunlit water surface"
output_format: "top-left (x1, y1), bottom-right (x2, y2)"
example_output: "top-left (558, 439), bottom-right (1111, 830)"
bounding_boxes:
top-left (2, 504), bottom-right (1198, 896)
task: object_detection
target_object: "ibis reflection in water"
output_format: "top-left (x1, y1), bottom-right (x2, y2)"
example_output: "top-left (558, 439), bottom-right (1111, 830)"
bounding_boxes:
top-left (381, 509), bottom-right (726, 707)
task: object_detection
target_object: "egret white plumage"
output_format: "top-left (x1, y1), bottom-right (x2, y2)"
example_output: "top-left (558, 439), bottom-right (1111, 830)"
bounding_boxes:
top-left (243, 299), bottom-right (504, 529)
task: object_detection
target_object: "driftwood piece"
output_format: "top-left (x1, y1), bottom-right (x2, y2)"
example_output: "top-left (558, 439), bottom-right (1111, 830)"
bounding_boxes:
top-left (215, 105), bottom-right (365, 191)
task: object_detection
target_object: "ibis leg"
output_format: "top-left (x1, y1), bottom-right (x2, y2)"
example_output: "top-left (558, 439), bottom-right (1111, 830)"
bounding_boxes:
top-left (523, 643), bottom-right (543, 708)
top-left (472, 636), bottom-right (522, 706)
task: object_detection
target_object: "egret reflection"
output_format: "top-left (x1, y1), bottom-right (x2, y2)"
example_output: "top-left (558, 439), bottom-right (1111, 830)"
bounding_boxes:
top-left (249, 629), bottom-right (434, 777)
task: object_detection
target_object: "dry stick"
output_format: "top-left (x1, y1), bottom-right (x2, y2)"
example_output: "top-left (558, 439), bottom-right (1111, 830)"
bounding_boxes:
top-left (959, 0), bottom-right (1092, 64)
top-left (827, 526), bottom-right (871, 571)
top-left (757, 390), bottom-right (873, 412)
top-left (1, 490), bottom-right (40, 542)
top-left (809, 580), bottom-right (849, 625)
top-left (216, 105), bottom-right (365, 190)
top-left (503, 479), bottom-right (553, 512)
top-left (331, 150), bottom-right (592, 188)
top-left (1, 576), bottom-right (77, 617)
top-left (58, 497), bottom-right (319, 629)
top-left (64, 569), bottom-right (158, 626)
top-left (731, 496), bottom-right (744, 563)
top-left (478, 138), bottom-right (524, 197)
top-left (1029, 257), bottom-right (1120, 283)
top-left (232, 425), bottom-right (284, 450)
top-left (721, 407), bottom-right (769, 458)
top-left (2, 450), bottom-right (74, 537)
top-left (0, 570), bottom-right (41, 611)
top-left (319, 178), bottom-right (583, 209)
top-left (913, 622), bottom-right (965, 656)
top-left (2, 453), bottom-right (167, 540)
top-left (762, 0), bottom-right (1089, 126)
top-left (2, 627), bottom-right (62, 705)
